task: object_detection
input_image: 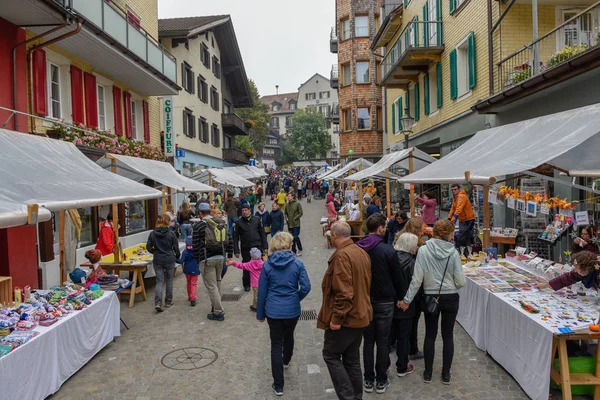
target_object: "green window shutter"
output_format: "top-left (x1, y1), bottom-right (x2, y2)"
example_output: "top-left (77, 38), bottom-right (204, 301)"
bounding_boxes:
top-left (404, 0), bottom-right (408, 8)
top-left (405, 30), bottom-right (409, 49)
top-left (450, 49), bottom-right (457, 99)
top-left (423, 3), bottom-right (429, 47)
top-left (398, 97), bottom-right (403, 123)
top-left (414, 82), bottom-right (420, 121)
top-left (424, 74), bottom-right (430, 115)
top-left (436, 62), bottom-right (443, 108)
top-left (450, 0), bottom-right (456, 15)
top-left (437, 0), bottom-right (443, 45)
top-left (414, 17), bottom-right (419, 47)
top-left (391, 102), bottom-right (396, 133)
top-left (405, 91), bottom-right (410, 115)
top-left (468, 32), bottom-right (477, 89)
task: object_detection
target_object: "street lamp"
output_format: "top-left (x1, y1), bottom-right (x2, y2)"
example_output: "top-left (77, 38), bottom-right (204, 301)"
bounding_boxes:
top-left (399, 105), bottom-right (414, 150)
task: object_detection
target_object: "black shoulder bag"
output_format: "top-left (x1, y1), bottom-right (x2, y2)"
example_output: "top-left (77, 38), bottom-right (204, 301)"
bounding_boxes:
top-left (423, 256), bottom-right (451, 314)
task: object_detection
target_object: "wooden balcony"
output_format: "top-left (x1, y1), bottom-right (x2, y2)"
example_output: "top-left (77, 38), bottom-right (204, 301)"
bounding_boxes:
top-left (222, 113), bottom-right (249, 136)
top-left (222, 147), bottom-right (250, 165)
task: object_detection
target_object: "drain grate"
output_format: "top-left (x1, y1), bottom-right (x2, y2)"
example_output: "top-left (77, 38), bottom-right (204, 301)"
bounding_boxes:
top-left (221, 293), bottom-right (244, 302)
top-left (161, 347), bottom-right (218, 370)
top-left (299, 309), bottom-right (318, 321)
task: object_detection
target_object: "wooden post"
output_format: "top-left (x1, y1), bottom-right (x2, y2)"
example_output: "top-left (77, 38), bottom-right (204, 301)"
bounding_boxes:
top-left (167, 187), bottom-right (172, 207)
top-left (386, 169), bottom-right (391, 218)
top-left (209, 172), bottom-right (214, 202)
top-left (358, 164), bottom-right (364, 224)
top-left (59, 210), bottom-right (66, 284)
top-left (483, 184), bottom-right (491, 249)
top-left (161, 187), bottom-right (167, 215)
top-left (224, 184), bottom-right (228, 200)
top-left (110, 158), bottom-right (122, 264)
top-left (409, 149), bottom-right (415, 218)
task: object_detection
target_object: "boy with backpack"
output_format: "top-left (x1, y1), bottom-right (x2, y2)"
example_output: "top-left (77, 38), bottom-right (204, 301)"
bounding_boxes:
top-left (192, 203), bottom-right (233, 321)
top-left (177, 236), bottom-right (200, 306)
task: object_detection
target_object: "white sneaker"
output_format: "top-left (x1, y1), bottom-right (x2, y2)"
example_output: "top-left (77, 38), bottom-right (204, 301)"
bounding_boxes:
top-left (296, 251), bottom-right (302, 257)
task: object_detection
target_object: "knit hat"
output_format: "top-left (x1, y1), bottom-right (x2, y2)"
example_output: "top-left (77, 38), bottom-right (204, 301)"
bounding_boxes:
top-left (249, 247), bottom-right (262, 259)
top-left (185, 235), bottom-right (193, 247)
top-left (241, 203), bottom-right (250, 210)
top-left (85, 249), bottom-right (102, 264)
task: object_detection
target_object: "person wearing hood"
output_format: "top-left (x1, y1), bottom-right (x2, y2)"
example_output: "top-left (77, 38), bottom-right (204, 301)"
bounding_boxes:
top-left (227, 247), bottom-right (265, 311)
top-left (386, 211), bottom-right (408, 245)
top-left (147, 214), bottom-right (181, 312)
top-left (270, 202), bottom-right (285, 237)
top-left (356, 213), bottom-right (403, 394)
top-left (326, 193), bottom-right (337, 220)
top-left (399, 220), bottom-right (465, 385)
top-left (255, 202), bottom-right (272, 235)
top-left (95, 212), bottom-right (115, 256)
top-left (284, 192), bottom-right (304, 256)
top-left (176, 235), bottom-right (200, 306)
top-left (257, 232), bottom-right (311, 396)
top-left (234, 203), bottom-right (269, 291)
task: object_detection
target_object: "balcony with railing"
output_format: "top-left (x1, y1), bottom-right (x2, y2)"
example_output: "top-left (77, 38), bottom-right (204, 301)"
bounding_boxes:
top-left (381, 20), bottom-right (444, 88)
top-left (223, 147), bottom-right (250, 165)
top-left (328, 103), bottom-right (340, 124)
top-left (331, 65), bottom-right (339, 89)
top-left (330, 27), bottom-right (338, 53)
top-left (222, 113), bottom-right (249, 136)
top-left (374, 2), bottom-right (404, 49)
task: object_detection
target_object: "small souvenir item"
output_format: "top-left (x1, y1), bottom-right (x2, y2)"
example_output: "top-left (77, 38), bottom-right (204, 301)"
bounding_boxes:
top-left (14, 287), bottom-right (22, 306)
top-left (519, 301), bottom-right (540, 314)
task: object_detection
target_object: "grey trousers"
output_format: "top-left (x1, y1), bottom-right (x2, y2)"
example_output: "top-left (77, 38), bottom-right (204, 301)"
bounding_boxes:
top-left (154, 263), bottom-right (175, 306)
top-left (201, 258), bottom-right (224, 315)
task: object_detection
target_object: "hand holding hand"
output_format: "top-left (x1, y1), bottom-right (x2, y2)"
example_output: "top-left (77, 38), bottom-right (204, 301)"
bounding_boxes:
top-left (262, 255), bottom-right (268, 262)
top-left (226, 258), bottom-right (233, 266)
top-left (397, 300), bottom-right (409, 311)
top-left (330, 321), bottom-right (341, 331)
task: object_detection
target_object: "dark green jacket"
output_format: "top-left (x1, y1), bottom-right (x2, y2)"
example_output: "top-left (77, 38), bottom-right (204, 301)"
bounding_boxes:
top-left (285, 199), bottom-right (303, 228)
top-left (247, 193), bottom-right (257, 206)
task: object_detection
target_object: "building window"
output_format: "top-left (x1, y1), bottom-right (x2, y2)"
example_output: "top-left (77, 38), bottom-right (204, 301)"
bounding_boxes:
top-left (319, 105), bottom-right (328, 114)
top-left (319, 91), bottom-right (330, 99)
top-left (47, 62), bottom-right (61, 119)
top-left (272, 103), bottom-right (280, 111)
top-left (286, 116), bottom-right (293, 127)
top-left (200, 43), bottom-right (210, 68)
top-left (356, 61), bottom-right (369, 84)
top-left (454, 33), bottom-right (476, 98)
top-left (210, 86), bottom-right (219, 111)
top-left (355, 16), bottom-right (369, 37)
top-left (182, 62), bottom-right (194, 93)
top-left (211, 124), bottom-right (220, 147)
top-left (77, 208), bottom-right (94, 247)
top-left (223, 101), bottom-right (232, 114)
top-left (125, 201), bottom-right (147, 235)
top-left (182, 162), bottom-right (195, 177)
top-left (212, 56), bottom-right (221, 79)
top-left (357, 108), bottom-right (370, 129)
top-left (199, 117), bottom-right (208, 143)
top-left (183, 108), bottom-right (195, 138)
top-left (271, 117), bottom-right (280, 129)
top-left (342, 63), bottom-right (351, 86)
top-left (198, 75), bottom-right (208, 103)
top-left (428, 65), bottom-right (439, 113)
top-left (131, 100), bottom-right (138, 140)
top-left (343, 109), bottom-right (352, 130)
top-left (341, 19), bottom-right (351, 40)
top-left (97, 84), bottom-right (106, 130)
top-left (289, 101), bottom-right (296, 110)
top-left (305, 93), bottom-right (316, 100)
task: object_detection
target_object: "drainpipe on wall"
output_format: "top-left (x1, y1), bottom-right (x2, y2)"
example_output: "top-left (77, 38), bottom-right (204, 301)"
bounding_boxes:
top-left (26, 19), bottom-right (82, 133)
top-left (487, 0), bottom-right (494, 95)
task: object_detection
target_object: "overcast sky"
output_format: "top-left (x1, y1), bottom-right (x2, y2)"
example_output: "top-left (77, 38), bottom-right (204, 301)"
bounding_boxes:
top-left (158, 0), bottom-right (337, 97)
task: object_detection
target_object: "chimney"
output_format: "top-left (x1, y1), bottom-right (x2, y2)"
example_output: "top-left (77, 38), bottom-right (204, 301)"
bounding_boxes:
top-left (276, 85), bottom-right (279, 95)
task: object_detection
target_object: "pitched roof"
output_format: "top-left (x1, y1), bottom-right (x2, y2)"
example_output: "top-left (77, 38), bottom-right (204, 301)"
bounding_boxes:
top-left (260, 93), bottom-right (298, 114)
top-left (158, 16), bottom-right (229, 35)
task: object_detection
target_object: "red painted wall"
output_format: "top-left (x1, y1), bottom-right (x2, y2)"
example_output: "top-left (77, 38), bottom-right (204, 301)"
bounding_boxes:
top-left (0, 17), bottom-right (27, 133)
top-left (0, 226), bottom-right (39, 290)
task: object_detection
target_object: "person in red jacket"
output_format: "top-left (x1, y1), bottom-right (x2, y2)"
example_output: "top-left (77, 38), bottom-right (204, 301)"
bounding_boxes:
top-left (95, 212), bottom-right (115, 256)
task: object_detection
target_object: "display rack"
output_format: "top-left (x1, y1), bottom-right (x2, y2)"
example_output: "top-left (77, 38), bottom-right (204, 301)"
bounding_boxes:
top-left (516, 178), bottom-right (551, 259)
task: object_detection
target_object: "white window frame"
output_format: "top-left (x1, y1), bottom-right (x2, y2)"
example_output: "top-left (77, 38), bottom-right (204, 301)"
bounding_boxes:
top-left (356, 61), bottom-right (369, 84)
top-left (131, 100), bottom-right (138, 140)
top-left (429, 65), bottom-right (439, 114)
top-left (47, 62), bottom-right (61, 119)
top-left (272, 103), bottom-right (280, 111)
top-left (456, 35), bottom-right (471, 99)
top-left (289, 102), bottom-right (296, 110)
top-left (355, 16), bottom-right (369, 37)
top-left (321, 91), bottom-right (330, 99)
top-left (97, 84), bottom-right (106, 130)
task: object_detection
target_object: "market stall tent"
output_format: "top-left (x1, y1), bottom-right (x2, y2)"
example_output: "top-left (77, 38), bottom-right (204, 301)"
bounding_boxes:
top-left (315, 164), bottom-right (340, 179)
top-left (192, 168), bottom-right (255, 188)
top-left (321, 158), bottom-right (374, 180)
top-left (0, 200), bottom-right (51, 230)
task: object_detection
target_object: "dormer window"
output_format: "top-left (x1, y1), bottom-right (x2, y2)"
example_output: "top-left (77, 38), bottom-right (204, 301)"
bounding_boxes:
top-left (272, 102), bottom-right (281, 111)
top-left (289, 101), bottom-right (297, 110)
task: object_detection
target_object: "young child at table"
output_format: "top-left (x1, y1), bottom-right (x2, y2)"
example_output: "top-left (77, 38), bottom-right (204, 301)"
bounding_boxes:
top-left (226, 247), bottom-right (264, 312)
top-left (176, 236), bottom-right (200, 307)
top-left (536, 251), bottom-right (599, 291)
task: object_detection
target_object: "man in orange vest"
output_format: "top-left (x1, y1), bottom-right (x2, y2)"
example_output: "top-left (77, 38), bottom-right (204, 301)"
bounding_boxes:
top-left (448, 184), bottom-right (475, 256)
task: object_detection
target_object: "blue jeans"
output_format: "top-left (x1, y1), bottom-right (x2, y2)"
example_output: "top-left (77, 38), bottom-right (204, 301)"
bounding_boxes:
top-left (289, 226), bottom-right (302, 254)
top-left (363, 302), bottom-right (394, 383)
top-left (228, 216), bottom-right (238, 236)
top-left (180, 224), bottom-right (191, 240)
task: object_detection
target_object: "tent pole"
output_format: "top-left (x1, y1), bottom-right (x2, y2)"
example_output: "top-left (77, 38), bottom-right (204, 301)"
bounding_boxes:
top-left (386, 168), bottom-right (391, 218)
top-left (483, 184), bottom-right (491, 249)
top-left (358, 165), bottom-right (364, 236)
top-left (167, 187), bottom-right (171, 207)
top-left (409, 149), bottom-right (415, 218)
top-left (224, 184), bottom-right (228, 200)
top-left (59, 210), bottom-right (65, 284)
top-left (161, 187), bottom-right (167, 214)
top-left (209, 172), bottom-right (214, 202)
top-left (110, 158), bottom-right (122, 264)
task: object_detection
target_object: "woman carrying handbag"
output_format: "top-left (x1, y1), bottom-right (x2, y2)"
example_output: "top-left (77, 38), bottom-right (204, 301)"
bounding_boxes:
top-left (398, 220), bottom-right (465, 385)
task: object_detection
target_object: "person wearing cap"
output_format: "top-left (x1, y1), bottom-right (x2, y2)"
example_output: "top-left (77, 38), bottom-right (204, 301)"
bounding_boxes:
top-left (176, 236), bottom-right (200, 306)
top-left (234, 203), bottom-right (269, 292)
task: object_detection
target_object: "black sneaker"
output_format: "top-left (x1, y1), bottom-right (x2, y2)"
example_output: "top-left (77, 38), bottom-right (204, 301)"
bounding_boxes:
top-left (397, 364), bottom-right (415, 377)
top-left (249, 305), bottom-right (257, 312)
top-left (363, 379), bottom-right (374, 393)
top-left (244, 285), bottom-right (251, 292)
top-left (442, 373), bottom-right (451, 385)
top-left (191, 300), bottom-right (196, 307)
top-left (410, 351), bottom-right (424, 360)
top-left (155, 305), bottom-right (163, 312)
top-left (423, 371), bottom-right (432, 383)
top-left (376, 379), bottom-right (390, 394)
top-left (271, 384), bottom-right (283, 396)
top-left (207, 313), bottom-right (224, 321)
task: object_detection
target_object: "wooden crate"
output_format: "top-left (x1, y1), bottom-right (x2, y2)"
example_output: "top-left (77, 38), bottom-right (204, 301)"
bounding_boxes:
top-left (0, 276), bottom-right (12, 306)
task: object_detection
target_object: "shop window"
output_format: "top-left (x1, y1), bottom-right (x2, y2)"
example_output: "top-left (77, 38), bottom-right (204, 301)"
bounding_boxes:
top-left (78, 208), bottom-right (95, 247)
top-left (357, 107), bottom-right (370, 129)
top-left (125, 201), bottom-right (147, 235)
top-left (356, 61), bottom-right (369, 84)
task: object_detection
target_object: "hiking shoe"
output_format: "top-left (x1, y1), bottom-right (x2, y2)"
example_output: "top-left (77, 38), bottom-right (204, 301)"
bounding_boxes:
top-left (207, 313), bottom-right (224, 321)
top-left (271, 384), bottom-right (283, 396)
top-left (397, 364), bottom-right (415, 377)
top-left (376, 380), bottom-right (390, 394)
top-left (423, 371), bottom-right (432, 383)
top-left (191, 300), bottom-right (196, 307)
top-left (155, 305), bottom-right (163, 312)
top-left (249, 305), bottom-right (257, 312)
top-left (363, 380), bottom-right (374, 393)
top-left (442, 373), bottom-right (451, 385)
top-left (410, 351), bottom-right (424, 360)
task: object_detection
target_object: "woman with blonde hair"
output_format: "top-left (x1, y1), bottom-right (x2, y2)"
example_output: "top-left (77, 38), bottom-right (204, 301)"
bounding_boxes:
top-left (257, 231), bottom-right (311, 396)
top-left (397, 218), bottom-right (425, 247)
top-left (177, 201), bottom-right (195, 240)
top-left (147, 214), bottom-right (180, 312)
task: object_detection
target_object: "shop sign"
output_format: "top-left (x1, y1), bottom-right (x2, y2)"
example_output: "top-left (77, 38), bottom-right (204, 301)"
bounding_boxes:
top-left (163, 97), bottom-right (175, 157)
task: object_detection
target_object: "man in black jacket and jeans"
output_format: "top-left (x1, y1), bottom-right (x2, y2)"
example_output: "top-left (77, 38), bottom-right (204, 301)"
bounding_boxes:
top-left (356, 213), bottom-right (403, 394)
top-left (233, 203), bottom-right (268, 291)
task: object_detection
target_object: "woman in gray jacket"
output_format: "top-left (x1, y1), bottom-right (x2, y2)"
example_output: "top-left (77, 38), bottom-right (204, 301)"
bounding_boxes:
top-left (399, 219), bottom-right (465, 385)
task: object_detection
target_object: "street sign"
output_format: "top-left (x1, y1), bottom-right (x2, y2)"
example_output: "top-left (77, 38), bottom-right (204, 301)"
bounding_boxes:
top-left (163, 97), bottom-right (175, 157)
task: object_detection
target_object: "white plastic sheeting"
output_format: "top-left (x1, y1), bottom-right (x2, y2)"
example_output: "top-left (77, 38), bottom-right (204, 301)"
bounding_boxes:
top-left (398, 103), bottom-right (600, 184)
top-left (0, 130), bottom-right (162, 229)
top-left (97, 154), bottom-right (216, 193)
top-left (315, 164), bottom-right (340, 178)
top-left (192, 168), bottom-right (255, 188)
top-left (223, 165), bottom-right (266, 180)
top-left (320, 158), bottom-right (374, 180)
top-left (346, 148), bottom-right (437, 181)
top-left (247, 166), bottom-right (268, 178)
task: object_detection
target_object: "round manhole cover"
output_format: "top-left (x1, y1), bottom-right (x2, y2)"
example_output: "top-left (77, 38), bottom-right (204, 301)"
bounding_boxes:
top-left (161, 347), bottom-right (218, 370)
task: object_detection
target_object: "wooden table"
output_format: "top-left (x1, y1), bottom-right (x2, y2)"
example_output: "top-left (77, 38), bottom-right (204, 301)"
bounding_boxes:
top-left (491, 236), bottom-right (517, 245)
top-left (550, 330), bottom-right (600, 399)
top-left (81, 262), bottom-right (148, 308)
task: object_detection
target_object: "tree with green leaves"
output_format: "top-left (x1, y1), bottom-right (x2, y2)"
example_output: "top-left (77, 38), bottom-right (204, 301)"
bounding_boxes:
top-left (235, 80), bottom-right (269, 152)
top-left (287, 109), bottom-right (331, 160)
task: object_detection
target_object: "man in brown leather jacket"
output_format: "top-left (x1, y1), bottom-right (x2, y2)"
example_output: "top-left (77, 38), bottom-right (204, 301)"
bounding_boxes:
top-left (318, 221), bottom-right (372, 400)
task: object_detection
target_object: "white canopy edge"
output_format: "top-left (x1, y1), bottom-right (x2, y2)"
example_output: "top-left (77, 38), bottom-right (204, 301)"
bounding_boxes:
top-left (0, 201), bottom-right (52, 230)
top-left (247, 166), bottom-right (268, 178)
top-left (223, 165), bottom-right (266, 179)
top-left (97, 153), bottom-right (216, 192)
top-left (398, 103), bottom-right (600, 185)
top-left (321, 158), bottom-right (374, 180)
top-left (315, 164), bottom-right (340, 178)
top-left (345, 148), bottom-right (437, 182)
top-left (192, 168), bottom-right (255, 188)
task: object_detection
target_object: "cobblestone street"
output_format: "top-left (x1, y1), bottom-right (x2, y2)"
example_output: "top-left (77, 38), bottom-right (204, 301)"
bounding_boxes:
top-left (53, 198), bottom-right (532, 400)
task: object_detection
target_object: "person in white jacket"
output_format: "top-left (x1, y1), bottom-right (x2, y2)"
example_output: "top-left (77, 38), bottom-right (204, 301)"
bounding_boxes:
top-left (399, 219), bottom-right (465, 385)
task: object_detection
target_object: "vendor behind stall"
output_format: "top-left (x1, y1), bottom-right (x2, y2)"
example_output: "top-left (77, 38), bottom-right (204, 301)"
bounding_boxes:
top-left (95, 212), bottom-right (114, 256)
top-left (572, 226), bottom-right (600, 255)
top-left (536, 251), bottom-right (599, 291)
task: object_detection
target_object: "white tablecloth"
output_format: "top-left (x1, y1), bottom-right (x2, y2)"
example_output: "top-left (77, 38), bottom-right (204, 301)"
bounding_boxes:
top-left (0, 291), bottom-right (120, 400)
top-left (457, 276), bottom-right (491, 350)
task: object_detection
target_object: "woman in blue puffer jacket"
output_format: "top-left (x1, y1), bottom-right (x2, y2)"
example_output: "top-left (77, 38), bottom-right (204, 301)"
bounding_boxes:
top-left (257, 231), bottom-right (311, 396)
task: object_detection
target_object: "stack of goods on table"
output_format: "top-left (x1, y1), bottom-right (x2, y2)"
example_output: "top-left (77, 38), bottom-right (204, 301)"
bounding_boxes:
top-left (97, 275), bottom-right (119, 291)
top-left (0, 283), bottom-right (104, 359)
top-left (463, 263), bottom-right (547, 293)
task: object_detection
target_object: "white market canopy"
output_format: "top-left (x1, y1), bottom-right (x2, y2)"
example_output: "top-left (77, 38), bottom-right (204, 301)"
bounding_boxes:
top-left (0, 130), bottom-right (162, 229)
top-left (97, 153), bottom-right (216, 193)
top-left (346, 148), bottom-right (437, 182)
top-left (315, 164), bottom-right (340, 178)
top-left (321, 158), bottom-right (374, 180)
top-left (292, 161), bottom-right (318, 167)
top-left (398, 103), bottom-right (600, 185)
top-left (192, 168), bottom-right (254, 188)
top-left (223, 165), bottom-right (266, 180)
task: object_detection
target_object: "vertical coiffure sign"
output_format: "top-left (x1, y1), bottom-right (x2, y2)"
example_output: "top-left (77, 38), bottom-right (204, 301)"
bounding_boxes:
top-left (163, 97), bottom-right (175, 157)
